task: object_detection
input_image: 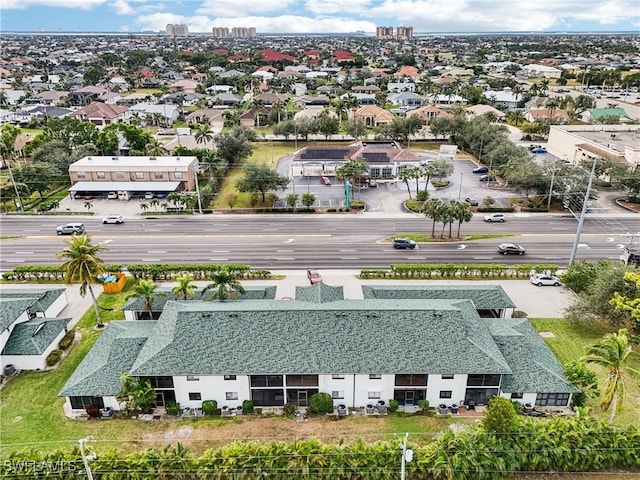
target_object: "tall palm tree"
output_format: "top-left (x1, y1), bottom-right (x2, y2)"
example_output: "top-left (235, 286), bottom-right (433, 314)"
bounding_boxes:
top-left (194, 124), bottom-right (214, 146)
top-left (397, 168), bottom-right (414, 199)
top-left (172, 273), bottom-right (198, 300)
top-left (56, 235), bottom-right (107, 327)
top-left (145, 138), bottom-right (168, 156)
top-left (202, 268), bottom-right (246, 302)
top-left (127, 280), bottom-right (165, 319)
top-left (581, 329), bottom-right (639, 423)
top-left (422, 198), bottom-right (445, 238)
top-left (450, 200), bottom-right (473, 238)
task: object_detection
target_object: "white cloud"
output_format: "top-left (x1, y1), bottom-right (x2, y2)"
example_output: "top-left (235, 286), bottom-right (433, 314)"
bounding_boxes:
top-left (196, 0), bottom-right (297, 17)
top-left (305, 0), bottom-right (372, 15)
top-left (112, 0), bottom-right (134, 15)
top-left (2, 0), bottom-right (105, 8)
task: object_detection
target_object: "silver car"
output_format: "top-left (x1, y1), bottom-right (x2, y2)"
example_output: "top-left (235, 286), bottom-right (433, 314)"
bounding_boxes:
top-left (530, 273), bottom-right (561, 287)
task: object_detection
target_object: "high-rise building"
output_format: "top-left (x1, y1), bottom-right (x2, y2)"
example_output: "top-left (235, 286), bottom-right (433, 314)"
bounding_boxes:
top-left (376, 26), bottom-right (394, 39)
top-left (212, 27), bottom-right (230, 38)
top-left (396, 26), bottom-right (414, 40)
top-left (166, 24), bottom-right (188, 36)
top-left (230, 27), bottom-right (257, 38)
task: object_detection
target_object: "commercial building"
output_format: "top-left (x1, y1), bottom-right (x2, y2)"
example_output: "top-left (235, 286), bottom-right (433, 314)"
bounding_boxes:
top-left (166, 24), bottom-right (189, 37)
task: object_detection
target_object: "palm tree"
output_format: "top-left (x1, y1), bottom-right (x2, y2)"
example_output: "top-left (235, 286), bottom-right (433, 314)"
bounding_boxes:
top-left (127, 279), bottom-right (165, 319)
top-left (194, 124), bottom-right (214, 146)
top-left (202, 268), bottom-right (246, 302)
top-left (145, 138), bottom-right (168, 156)
top-left (397, 168), bottom-right (414, 199)
top-left (56, 235), bottom-right (107, 327)
top-left (581, 329), bottom-right (639, 423)
top-left (422, 198), bottom-right (445, 238)
top-left (450, 200), bottom-right (473, 238)
top-left (172, 273), bottom-right (198, 300)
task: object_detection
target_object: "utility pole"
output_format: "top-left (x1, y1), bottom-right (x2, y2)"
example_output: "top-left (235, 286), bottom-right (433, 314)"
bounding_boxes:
top-left (193, 162), bottom-right (203, 214)
top-left (6, 160), bottom-right (24, 213)
top-left (547, 168), bottom-right (556, 212)
top-left (400, 432), bottom-right (413, 480)
top-left (569, 158), bottom-right (597, 266)
top-left (78, 436), bottom-right (95, 480)
top-left (457, 172), bottom-right (463, 199)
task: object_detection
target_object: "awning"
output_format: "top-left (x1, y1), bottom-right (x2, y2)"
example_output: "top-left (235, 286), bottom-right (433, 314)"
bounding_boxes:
top-left (69, 181), bottom-right (181, 192)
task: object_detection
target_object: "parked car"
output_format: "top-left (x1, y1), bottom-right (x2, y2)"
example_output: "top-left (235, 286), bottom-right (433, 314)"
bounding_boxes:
top-left (479, 175), bottom-right (495, 182)
top-left (56, 223), bottom-right (85, 235)
top-left (320, 176), bottom-right (332, 185)
top-left (306, 269), bottom-right (323, 284)
top-left (557, 87), bottom-right (570, 93)
top-left (530, 273), bottom-right (562, 287)
top-left (144, 192), bottom-right (154, 199)
top-left (464, 197), bottom-right (479, 206)
top-left (484, 213), bottom-right (506, 223)
top-left (498, 243), bottom-right (526, 255)
top-left (531, 147), bottom-right (547, 154)
top-left (102, 215), bottom-right (124, 224)
top-left (472, 166), bottom-right (489, 174)
top-left (393, 238), bottom-right (417, 249)
top-left (107, 192), bottom-right (118, 199)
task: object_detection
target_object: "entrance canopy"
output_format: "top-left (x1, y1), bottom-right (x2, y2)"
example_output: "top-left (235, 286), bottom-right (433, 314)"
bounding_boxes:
top-left (69, 182), bottom-right (181, 192)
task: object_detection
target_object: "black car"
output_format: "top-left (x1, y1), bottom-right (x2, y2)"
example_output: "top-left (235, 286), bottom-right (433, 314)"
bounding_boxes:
top-left (393, 238), bottom-right (416, 249)
top-left (498, 243), bottom-right (526, 255)
top-left (472, 166), bottom-right (488, 174)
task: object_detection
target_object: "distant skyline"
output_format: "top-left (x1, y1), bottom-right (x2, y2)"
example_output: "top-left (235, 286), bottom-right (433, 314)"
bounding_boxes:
top-left (2, 0), bottom-right (639, 35)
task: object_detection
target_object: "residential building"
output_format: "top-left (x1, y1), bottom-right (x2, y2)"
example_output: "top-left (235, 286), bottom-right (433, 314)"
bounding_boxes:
top-left (68, 101), bottom-right (129, 127)
top-left (376, 26), bottom-right (394, 39)
top-left (59, 284), bottom-right (576, 414)
top-left (166, 24), bottom-right (189, 37)
top-left (68, 155), bottom-right (198, 200)
top-left (396, 26), bottom-right (414, 40)
top-left (1, 288), bottom-right (70, 372)
top-left (231, 27), bottom-right (257, 38)
top-left (483, 87), bottom-right (522, 110)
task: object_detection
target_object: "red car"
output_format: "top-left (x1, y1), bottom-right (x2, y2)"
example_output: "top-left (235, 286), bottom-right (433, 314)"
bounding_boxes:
top-left (306, 269), bottom-right (323, 284)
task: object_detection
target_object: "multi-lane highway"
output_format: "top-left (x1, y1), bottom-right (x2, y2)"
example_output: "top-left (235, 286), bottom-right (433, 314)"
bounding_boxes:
top-left (1, 214), bottom-right (637, 269)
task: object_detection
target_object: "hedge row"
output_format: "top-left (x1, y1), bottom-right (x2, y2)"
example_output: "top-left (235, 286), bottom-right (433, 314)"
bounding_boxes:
top-left (126, 263), bottom-right (270, 280)
top-left (476, 206), bottom-right (515, 212)
top-left (2, 417), bottom-right (638, 479)
top-left (361, 263), bottom-right (558, 279)
top-left (2, 264), bottom-right (123, 282)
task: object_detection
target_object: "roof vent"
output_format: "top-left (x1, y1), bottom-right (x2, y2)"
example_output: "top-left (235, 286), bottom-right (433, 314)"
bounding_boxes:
top-left (149, 156), bottom-right (156, 161)
top-left (87, 157), bottom-right (92, 161)
top-left (112, 156), bottom-right (118, 161)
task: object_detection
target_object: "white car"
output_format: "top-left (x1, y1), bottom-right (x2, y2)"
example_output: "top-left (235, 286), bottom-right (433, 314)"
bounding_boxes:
top-left (530, 273), bottom-right (561, 287)
top-left (102, 215), bottom-right (124, 224)
top-left (484, 213), bottom-right (506, 223)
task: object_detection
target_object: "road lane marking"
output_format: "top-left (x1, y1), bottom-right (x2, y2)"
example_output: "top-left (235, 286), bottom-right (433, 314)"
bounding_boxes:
top-left (339, 249), bottom-right (357, 252)
top-left (209, 258), bottom-right (229, 261)
top-left (211, 250), bottom-right (231, 253)
top-left (141, 258), bottom-right (161, 262)
top-left (14, 252), bottom-right (34, 254)
top-left (147, 250), bottom-right (167, 254)
top-left (5, 259), bottom-right (25, 263)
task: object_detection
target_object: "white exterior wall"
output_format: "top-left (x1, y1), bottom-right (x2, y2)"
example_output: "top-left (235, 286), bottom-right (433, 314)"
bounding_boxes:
top-left (427, 375), bottom-right (468, 407)
top-left (1, 327), bottom-right (67, 370)
top-left (500, 392), bottom-right (537, 406)
top-left (319, 374), bottom-right (355, 407)
top-left (45, 291), bottom-right (68, 317)
top-left (355, 374), bottom-right (395, 407)
top-left (124, 310), bottom-right (136, 321)
top-left (173, 375), bottom-right (251, 409)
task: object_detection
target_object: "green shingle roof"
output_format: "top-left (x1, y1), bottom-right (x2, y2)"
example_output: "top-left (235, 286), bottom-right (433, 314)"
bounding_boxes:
top-left (59, 321), bottom-right (155, 397)
top-left (0, 298), bottom-right (35, 333)
top-left (362, 285), bottom-right (516, 308)
top-left (486, 318), bottom-right (578, 394)
top-left (295, 283), bottom-right (344, 303)
top-left (0, 288), bottom-right (66, 313)
top-left (128, 299), bottom-right (512, 376)
top-left (122, 286), bottom-right (277, 311)
top-left (2, 317), bottom-right (71, 355)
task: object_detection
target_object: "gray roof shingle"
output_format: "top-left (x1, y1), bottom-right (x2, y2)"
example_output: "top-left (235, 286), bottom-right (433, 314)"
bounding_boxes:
top-left (295, 283), bottom-right (344, 303)
top-left (2, 317), bottom-right (71, 355)
top-left (361, 285), bottom-right (516, 308)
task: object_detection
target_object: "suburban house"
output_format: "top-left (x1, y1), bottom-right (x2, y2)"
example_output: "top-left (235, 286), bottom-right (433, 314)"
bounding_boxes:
top-left (68, 86), bottom-right (108, 106)
top-left (68, 102), bottom-right (129, 127)
top-left (465, 104), bottom-right (506, 121)
top-left (352, 105), bottom-right (395, 127)
top-left (59, 284), bottom-right (576, 415)
top-left (1, 288), bottom-right (70, 372)
top-left (291, 141), bottom-right (422, 179)
top-left (484, 88), bottom-right (523, 110)
top-left (67, 155), bottom-right (199, 200)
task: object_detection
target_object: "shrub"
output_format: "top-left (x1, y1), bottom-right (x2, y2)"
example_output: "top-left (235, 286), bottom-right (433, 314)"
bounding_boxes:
top-left (431, 179), bottom-right (449, 188)
top-left (202, 400), bottom-right (218, 416)
top-left (165, 402), bottom-right (181, 416)
top-left (511, 400), bottom-right (524, 414)
top-left (482, 396), bottom-right (519, 434)
top-left (388, 399), bottom-right (399, 412)
top-left (283, 402), bottom-right (298, 417)
top-left (416, 190), bottom-right (429, 201)
top-left (512, 310), bottom-right (528, 318)
top-left (308, 392), bottom-right (333, 414)
top-left (58, 331), bottom-right (75, 350)
top-left (46, 349), bottom-right (63, 366)
top-left (417, 399), bottom-right (430, 410)
top-left (242, 400), bottom-right (254, 414)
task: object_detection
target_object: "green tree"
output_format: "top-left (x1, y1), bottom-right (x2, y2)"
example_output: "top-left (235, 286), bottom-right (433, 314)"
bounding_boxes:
top-left (202, 268), bottom-right (246, 302)
top-left (172, 274), bottom-right (198, 300)
top-left (481, 396), bottom-right (520, 434)
top-left (127, 280), bottom-right (166, 319)
top-left (301, 192), bottom-right (315, 210)
top-left (581, 329), bottom-right (640, 423)
top-left (116, 375), bottom-right (157, 417)
top-left (398, 167), bottom-right (414, 199)
top-left (214, 125), bottom-right (256, 165)
top-left (450, 200), bottom-right (473, 237)
top-left (609, 272), bottom-right (640, 326)
top-left (236, 163), bottom-right (289, 202)
top-left (12, 162), bottom-right (58, 197)
top-left (144, 137), bottom-right (168, 156)
top-left (335, 159), bottom-right (367, 199)
top-left (56, 235), bottom-right (106, 327)
top-left (564, 360), bottom-right (600, 408)
top-left (285, 193), bottom-right (299, 210)
top-left (194, 124), bottom-right (214, 146)
top-left (422, 198), bottom-right (445, 237)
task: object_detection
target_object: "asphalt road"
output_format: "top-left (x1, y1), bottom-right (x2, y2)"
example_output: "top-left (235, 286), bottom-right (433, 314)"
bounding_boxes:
top-left (1, 214), bottom-right (637, 269)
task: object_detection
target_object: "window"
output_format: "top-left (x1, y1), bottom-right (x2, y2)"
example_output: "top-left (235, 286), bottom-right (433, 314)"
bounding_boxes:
top-left (439, 391), bottom-right (452, 399)
top-left (154, 172), bottom-right (164, 179)
top-left (140, 376), bottom-right (174, 388)
top-left (135, 171), bottom-right (144, 179)
top-left (225, 392), bottom-right (238, 401)
top-left (69, 396), bottom-right (104, 409)
top-left (467, 374), bottom-right (501, 387)
top-left (286, 374), bottom-right (318, 386)
top-left (369, 374), bottom-right (382, 379)
top-left (224, 375), bottom-right (237, 381)
top-left (188, 392), bottom-right (202, 401)
top-left (395, 374), bottom-right (428, 386)
top-left (115, 171), bottom-right (125, 179)
top-left (535, 393), bottom-right (570, 407)
top-left (332, 391), bottom-right (344, 399)
top-left (186, 376), bottom-right (199, 381)
top-left (368, 391), bottom-right (381, 399)
top-left (332, 374), bottom-right (345, 379)
top-left (174, 171), bottom-right (183, 179)
top-left (96, 171), bottom-right (106, 179)
top-left (76, 171), bottom-right (86, 178)
top-left (442, 375), bottom-right (454, 380)
top-left (250, 375), bottom-right (283, 388)
top-left (511, 393), bottom-right (523, 399)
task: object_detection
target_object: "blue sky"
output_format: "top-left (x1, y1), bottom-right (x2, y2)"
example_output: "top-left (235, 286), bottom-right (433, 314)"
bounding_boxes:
top-left (2, 0), bottom-right (639, 33)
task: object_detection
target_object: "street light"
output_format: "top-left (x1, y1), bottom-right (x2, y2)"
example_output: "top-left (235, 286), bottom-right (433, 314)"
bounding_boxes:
top-left (457, 172), bottom-right (463, 199)
top-left (193, 162), bottom-right (203, 214)
top-left (78, 436), bottom-right (95, 480)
